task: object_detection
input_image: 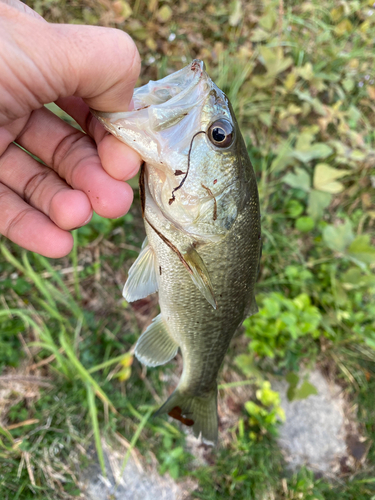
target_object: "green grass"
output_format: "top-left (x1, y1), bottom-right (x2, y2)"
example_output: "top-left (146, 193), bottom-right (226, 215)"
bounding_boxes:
top-left (1, 0), bottom-right (375, 498)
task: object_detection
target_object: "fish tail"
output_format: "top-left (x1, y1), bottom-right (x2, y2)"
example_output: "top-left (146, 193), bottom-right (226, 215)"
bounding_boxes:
top-left (154, 386), bottom-right (218, 445)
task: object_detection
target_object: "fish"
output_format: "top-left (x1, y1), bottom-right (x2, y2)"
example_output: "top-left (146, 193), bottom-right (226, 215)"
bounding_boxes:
top-left (92, 60), bottom-right (261, 445)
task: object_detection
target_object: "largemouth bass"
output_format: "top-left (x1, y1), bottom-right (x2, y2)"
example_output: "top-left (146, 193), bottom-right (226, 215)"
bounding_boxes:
top-left (93, 60), bottom-right (261, 445)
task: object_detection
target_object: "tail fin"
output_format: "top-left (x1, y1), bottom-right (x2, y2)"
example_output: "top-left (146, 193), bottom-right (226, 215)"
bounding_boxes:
top-left (155, 386), bottom-right (218, 445)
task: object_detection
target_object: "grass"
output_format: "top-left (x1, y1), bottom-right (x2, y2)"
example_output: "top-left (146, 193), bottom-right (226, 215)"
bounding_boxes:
top-left (1, 0), bottom-right (375, 498)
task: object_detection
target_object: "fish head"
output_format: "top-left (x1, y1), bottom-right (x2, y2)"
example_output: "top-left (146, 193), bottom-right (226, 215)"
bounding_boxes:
top-left (92, 60), bottom-right (253, 233)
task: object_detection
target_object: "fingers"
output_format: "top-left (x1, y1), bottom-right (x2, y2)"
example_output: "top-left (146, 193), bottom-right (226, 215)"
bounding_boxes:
top-left (0, 3), bottom-right (143, 258)
top-left (0, 143), bottom-right (92, 230)
top-left (14, 107), bottom-right (136, 218)
top-left (57, 25), bottom-right (141, 112)
top-left (0, 183), bottom-right (74, 258)
top-left (56, 96), bottom-right (142, 180)
top-left (97, 134), bottom-right (141, 181)
top-left (0, 3), bottom-right (141, 125)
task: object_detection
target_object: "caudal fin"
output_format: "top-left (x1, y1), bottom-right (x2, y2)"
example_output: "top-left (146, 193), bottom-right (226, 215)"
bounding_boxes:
top-left (155, 386), bottom-right (218, 445)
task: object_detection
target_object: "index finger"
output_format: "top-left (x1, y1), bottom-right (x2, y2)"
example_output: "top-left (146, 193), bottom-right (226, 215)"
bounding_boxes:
top-left (56, 96), bottom-right (141, 181)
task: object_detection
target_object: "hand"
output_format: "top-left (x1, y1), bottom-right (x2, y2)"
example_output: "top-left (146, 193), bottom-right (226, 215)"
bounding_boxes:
top-left (0, 0), bottom-right (141, 257)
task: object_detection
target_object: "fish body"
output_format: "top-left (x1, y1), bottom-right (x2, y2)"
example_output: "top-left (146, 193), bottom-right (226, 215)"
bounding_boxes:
top-left (92, 60), bottom-right (261, 444)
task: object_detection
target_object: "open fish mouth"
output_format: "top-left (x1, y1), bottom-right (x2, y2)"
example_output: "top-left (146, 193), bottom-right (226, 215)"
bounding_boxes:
top-left (131, 59), bottom-right (207, 111)
top-left (93, 60), bottom-right (210, 134)
top-left (91, 60), bottom-right (218, 167)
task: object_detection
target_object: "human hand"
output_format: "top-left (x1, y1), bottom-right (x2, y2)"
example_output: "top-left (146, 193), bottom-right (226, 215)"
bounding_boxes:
top-left (0, 0), bottom-right (141, 258)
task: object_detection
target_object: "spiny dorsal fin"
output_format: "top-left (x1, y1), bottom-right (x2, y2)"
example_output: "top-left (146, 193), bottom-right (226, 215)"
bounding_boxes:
top-left (123, 238), bottom-right (158, 302)
top-left (135, 314), bottom-right (179, 367)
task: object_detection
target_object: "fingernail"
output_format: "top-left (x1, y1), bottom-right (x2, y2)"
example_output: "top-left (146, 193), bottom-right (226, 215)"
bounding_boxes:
top-left (83, 211), bottom-right (93, 225)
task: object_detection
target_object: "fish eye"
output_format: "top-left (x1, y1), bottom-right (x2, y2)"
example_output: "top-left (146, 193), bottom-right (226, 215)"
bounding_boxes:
top-left (208, 119), bottom-right (234, 148)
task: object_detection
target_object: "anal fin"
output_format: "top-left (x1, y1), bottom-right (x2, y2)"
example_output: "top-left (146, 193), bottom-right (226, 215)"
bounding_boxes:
top-left (135, 314), bottom-right (179, 367)
top-left (123, 237), bottom-right (158, 302)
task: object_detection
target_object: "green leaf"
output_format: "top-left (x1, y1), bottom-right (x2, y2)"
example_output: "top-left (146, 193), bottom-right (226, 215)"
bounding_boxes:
top-left (283, 167), bottom-right (311, 191)
top-left (313, 163), bottom-right (350, 193)
top-left (348, 234), bottom-right (375, 265)
top-left (322, 220), bottom-right (354, 252)
top-left (307, 189), bottom-right (332, 220)
top-left (286, 199), bottom-right (304, 218)
top-left (297, 62), bottom-right (314, 81)
top-left (251, 74), bottom-right (275, 88)
top-left (296, 216), bottom-right (315, 232)
top-left (258, 8), bottom-right (277, 31)
top-left (245, 401), bottom-right (261, 416)
top-left (250, 27), bottom-right (270, 42)
top-left (259, 47), bottom-right (293, 76)
top-left (156, 5), bottom-right (172, 22)
top-left (342, 267), bottom-right (375, 289)
top-left (235, 354), bottom-right (257, 377)
top-left (286, 372), bottom-right (299, 385)
top-left (259, 112), bottom-right (272, 127)
top-left (115, 0), bottom-right (132, 19)
top-left (342, 78), bottom-right (355, 92)
top-left (229, 0), bottom-right (243, 26)
top-left (293, 143), bottom-right (333, 163)
top-left (293, 381), bottom-right (318, 400)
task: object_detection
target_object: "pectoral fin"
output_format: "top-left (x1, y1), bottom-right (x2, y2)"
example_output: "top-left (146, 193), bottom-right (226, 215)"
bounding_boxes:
top-left (123, 238), bottom-right (158, 302)
top-left (183, 246), bottom-right (217, 310)
top-left (135, 314), bottom-right (179, 367)
top-left (145, 217), bottom-right (217, 309)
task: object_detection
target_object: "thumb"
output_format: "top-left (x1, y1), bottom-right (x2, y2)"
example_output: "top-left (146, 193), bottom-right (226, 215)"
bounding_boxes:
top-left (52, 23), bottom-right (141, 112)
top-left (0, 3), bottom-right (140, 120)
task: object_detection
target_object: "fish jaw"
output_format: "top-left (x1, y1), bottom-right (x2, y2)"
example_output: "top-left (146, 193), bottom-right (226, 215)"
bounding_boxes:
top-left (91, 60), bottom-right (215, 173)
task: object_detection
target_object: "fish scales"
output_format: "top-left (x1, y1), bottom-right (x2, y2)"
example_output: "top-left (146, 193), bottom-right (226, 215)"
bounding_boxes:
top-left (92, 60), bottom-right (261, 445)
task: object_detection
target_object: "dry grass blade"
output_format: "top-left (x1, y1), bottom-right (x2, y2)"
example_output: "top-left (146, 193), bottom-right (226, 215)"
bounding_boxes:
top-left (116, 408), bottom-right (153, 488)
top-left (24, 451), bottom-right (36, 487)
top-left (0, 376), bottom-right (52, 388)
top-left (6, 419), bottom-right (40, 431)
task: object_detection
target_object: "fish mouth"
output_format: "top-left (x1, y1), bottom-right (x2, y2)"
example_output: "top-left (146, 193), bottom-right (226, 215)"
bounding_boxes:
top-left (92, 60), bottom-right (211, 141)
top-left (91, 60), bottom-right (217, 170)
top-left (132, 59), bottom-right (207, 111)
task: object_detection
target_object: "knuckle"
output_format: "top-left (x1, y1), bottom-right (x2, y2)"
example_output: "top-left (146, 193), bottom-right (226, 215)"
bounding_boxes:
top-left (23, 170), bottom-right (51, 205)
top-left (0, 201), bottom-right (34, 239)
top-left (51, 130), bottom-right (88, 178)
top-left (0, 187), bottom-right (34, 239)
top-left (7, 208), bottom-right (34, 238)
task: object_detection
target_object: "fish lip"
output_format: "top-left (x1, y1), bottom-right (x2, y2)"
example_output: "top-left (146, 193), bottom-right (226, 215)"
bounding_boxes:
top-left (90, 60), bottom-right (208, 123)
top-left (131, 59), bottom-right (207, 111)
